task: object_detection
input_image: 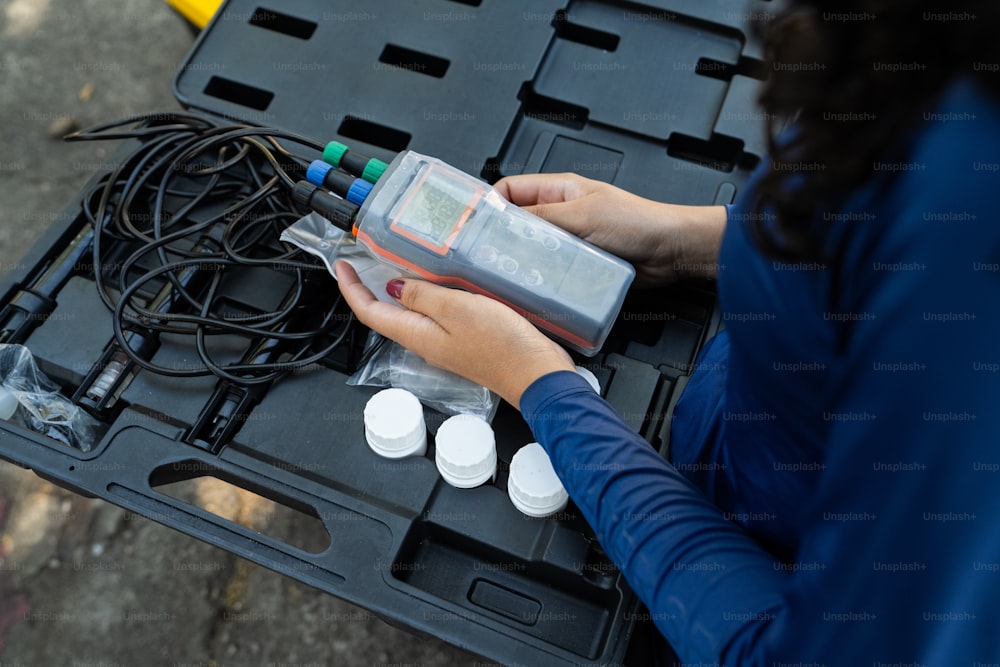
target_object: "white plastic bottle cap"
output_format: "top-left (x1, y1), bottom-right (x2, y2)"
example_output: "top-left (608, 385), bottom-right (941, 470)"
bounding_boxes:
top-left (575, 366), bottom-right (601, 393)
top-left (508, 442), bottom-right (569, 518)
top-left (364, 388), bottom-right (427, 459)
top-left (0, 387), bottom-right (18, 421)
top-left (434, 414), bottom-right (497, 488)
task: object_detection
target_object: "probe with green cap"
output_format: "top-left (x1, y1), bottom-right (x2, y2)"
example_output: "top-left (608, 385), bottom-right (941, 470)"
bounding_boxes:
top-left (322, 141), bottom-right (388, 184)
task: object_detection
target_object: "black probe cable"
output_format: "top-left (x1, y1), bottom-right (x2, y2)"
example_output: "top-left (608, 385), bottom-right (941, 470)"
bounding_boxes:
top-left (66, 113), bottom-right (365, 382)
top-left (110, 257), bottom-right (353, 381)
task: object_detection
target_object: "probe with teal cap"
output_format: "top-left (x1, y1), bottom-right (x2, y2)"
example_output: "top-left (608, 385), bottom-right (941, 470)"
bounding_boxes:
top-left (322, 141), bottom-right (388, 184)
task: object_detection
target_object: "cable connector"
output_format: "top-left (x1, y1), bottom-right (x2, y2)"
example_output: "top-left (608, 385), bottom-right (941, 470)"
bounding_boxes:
top-left (322, 141), bottom-right (389, 184)
top-left (305, 160), bottom-right (373, 206)
top-left (292, 181), bottom-right (359, 234)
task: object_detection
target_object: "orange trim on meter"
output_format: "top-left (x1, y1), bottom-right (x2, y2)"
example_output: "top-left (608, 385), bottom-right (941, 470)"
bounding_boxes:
top-left (387, 165), bottom-right (480, 256)
top-left (355, 228), bottom-right (595, 351)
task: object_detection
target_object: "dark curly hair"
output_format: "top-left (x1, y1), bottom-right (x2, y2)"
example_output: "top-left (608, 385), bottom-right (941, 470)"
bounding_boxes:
top-left (754, 0), bottom-right (1000, 260)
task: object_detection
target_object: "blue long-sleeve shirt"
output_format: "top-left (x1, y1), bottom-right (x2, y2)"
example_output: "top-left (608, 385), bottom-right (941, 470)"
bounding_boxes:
top-left (520, 77), bottom-right (1000, 665)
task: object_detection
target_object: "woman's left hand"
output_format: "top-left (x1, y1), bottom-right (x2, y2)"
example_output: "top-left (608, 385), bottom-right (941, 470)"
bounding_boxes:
top-left (334, 261), bottom-right (576, 410)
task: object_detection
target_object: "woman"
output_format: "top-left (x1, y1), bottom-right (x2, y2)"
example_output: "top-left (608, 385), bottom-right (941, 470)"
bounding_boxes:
top-left (336, 1), bottom-right (999, 663)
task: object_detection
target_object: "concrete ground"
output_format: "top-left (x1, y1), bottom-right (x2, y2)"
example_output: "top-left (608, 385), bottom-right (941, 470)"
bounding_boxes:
top-left (0, 1), bottom-right (484, 665)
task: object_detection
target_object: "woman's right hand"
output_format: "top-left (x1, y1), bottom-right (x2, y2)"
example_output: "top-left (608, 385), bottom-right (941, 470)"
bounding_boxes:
top-left (494, 172), bottom-right (727, 286)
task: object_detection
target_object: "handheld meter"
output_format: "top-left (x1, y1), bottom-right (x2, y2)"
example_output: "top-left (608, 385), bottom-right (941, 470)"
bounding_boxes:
top-left (314, 151), bottom-right (635, 355)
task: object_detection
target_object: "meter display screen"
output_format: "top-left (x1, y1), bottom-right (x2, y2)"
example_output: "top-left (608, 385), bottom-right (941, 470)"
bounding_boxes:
top-left (389, 165), bottom-right (482, 255)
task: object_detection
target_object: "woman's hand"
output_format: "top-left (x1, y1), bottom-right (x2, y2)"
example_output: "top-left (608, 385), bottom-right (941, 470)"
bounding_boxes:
top-left (494, 172), bottom-right (727, 285)
top-left (334, 261), bottom-right (575, 410)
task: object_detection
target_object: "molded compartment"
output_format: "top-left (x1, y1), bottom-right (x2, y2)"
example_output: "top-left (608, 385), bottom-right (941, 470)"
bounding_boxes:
top-left (533, 1), bottom-right (744, 141)
top-left (392, 518), bottom-right (627, 660)
top-left (174, 0), bottom-right (568, 173)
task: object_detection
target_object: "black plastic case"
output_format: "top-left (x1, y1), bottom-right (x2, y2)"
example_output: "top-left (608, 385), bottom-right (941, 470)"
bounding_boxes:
top-left (0, 1), bottom-right (779, 664)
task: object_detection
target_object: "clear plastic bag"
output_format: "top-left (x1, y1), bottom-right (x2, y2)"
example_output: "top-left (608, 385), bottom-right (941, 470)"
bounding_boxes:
top-left (348, 333), bottom-right (498, 422)
top-left (0, 344), bottom-right (100, 452)
top-left (281, 214), bottom-right (499, 420)
top-left (280, 211), bottom-right (409, 305)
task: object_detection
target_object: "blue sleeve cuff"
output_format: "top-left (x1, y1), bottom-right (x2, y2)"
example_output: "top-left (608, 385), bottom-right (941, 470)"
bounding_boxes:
top-left (520, 369), bottom-right (595, 428)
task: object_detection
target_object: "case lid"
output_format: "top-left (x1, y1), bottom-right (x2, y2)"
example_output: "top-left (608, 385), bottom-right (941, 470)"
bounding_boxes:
top-left (364, 388), bottom-right (427, 458)
top-left (508, 442), bottom-right (569, 518)
top-left (0, 387), bottom-right (19, 421)
top-left (434, 413), bottom-right (497, 488)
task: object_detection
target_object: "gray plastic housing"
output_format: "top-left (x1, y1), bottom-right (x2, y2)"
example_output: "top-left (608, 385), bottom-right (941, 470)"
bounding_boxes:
top-left (355, 151), bottom-right (635, 355)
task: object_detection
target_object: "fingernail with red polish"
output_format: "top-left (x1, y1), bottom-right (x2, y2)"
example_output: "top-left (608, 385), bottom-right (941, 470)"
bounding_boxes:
top-left (386, 279), bottom-right (404, 300)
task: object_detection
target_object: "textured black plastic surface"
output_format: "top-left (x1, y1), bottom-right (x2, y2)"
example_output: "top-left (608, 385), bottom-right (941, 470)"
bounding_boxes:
top-left (0, 0), bottom-right (779, 665)
top-left (175, 0), bottom-right (780, 203)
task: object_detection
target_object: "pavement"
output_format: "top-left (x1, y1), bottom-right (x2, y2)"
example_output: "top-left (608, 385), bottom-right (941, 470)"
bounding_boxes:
top-left (0, 1), bottom-right (485, 665)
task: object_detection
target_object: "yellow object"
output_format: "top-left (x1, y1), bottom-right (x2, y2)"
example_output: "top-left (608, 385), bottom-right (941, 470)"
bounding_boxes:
top-left (164, 0), bottom-right (224, 30)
